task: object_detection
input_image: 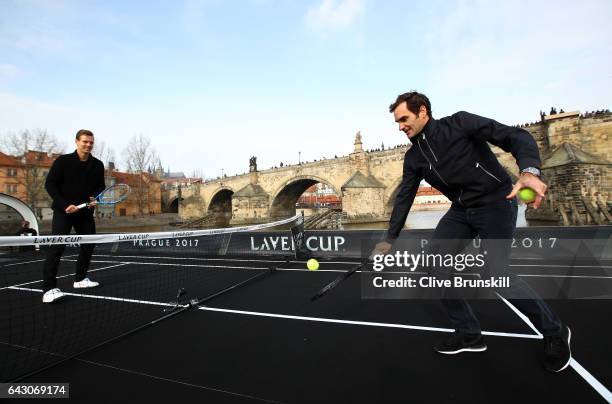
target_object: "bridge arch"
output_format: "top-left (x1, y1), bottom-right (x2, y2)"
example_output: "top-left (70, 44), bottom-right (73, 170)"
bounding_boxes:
top-left (167, 197), bottom-right (180, 213)
top-left (207, 187), bottom-right (234, 226)
top-left (384, 178), bottom-right (404, 215)
top-left (269, 175), bottom-right (341, 218)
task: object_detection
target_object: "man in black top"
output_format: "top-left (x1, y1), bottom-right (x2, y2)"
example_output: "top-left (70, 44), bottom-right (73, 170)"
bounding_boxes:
top-left (42, 129), bottom-right (105, 303)
top-left (374, 91), bottom-right (571, 372)
top-left (16, 220), bottom-right (37, 252)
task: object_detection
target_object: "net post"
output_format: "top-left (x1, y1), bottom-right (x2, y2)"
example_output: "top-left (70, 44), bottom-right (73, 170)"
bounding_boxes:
top-left (291, 211), bottom-right (307, 261)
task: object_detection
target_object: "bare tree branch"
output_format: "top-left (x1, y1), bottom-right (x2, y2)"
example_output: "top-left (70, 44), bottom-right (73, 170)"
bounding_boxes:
top-left (122, 134), bottom-right (159, 215)
top-left (123, 134), bottom-right (158, 174)
top-left (0, 129), bottom-right (65, 212)
top-left (94, 140), bottom-right (117, 169)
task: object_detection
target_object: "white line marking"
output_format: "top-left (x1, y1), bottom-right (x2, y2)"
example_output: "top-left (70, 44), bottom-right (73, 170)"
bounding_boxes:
top-left (1, 254), bottom-right (80, 267)
top-left (495, 293), bottom-right (542, 337)
top-left (5, 286), bottom-right (542, 340)
top-left (0, 263), bottom-right (129, 291)
top-left (519, 274), bottom-right (612, 279)
top-left (8, 286), bottom-right (183, 307)
top-left (498, 294), bottom-right (611, 402)
top-left (66, 260), bottom-right (463, 276)
top-left (276, 268), bottom-right (431, 275)
top-left (63, 259), bottom-right (268, 271)
top-left (91, 254), bottom-right (360, 265)
top-left (569, 359), bottom-right (612, 403)
top-left (197, 306), bottom-right (542, 339)
top-left (3, 258), bottom-right (46, 267)
top-left (92, 254), bottom-right (286, 263)
top-left (511, 264), bottom-right (612, 269)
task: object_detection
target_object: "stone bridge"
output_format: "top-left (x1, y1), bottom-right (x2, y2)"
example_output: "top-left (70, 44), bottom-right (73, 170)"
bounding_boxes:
top-left (177, 132), bottom-right (522, 225)
top-left (176, 109), bottom-right (612, 226)
top-left (177, 133), bottom-right (409, 224)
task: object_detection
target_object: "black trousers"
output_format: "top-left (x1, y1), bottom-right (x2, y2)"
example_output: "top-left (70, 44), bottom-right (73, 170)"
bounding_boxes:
top-left (42, 210), bottom-right (96, 292)
top-left (433, 199), bottom-right (562, 336)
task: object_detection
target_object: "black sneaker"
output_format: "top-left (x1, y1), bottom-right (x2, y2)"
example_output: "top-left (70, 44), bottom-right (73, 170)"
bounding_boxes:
top-left (434, 332), bottom-right (487, 354)
top-left (543, 325), bottom-right (572, 372)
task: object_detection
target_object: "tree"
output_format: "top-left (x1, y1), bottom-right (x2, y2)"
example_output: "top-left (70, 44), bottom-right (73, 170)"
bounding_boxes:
top-left (0, 129), bottom-right (65, 213)
top-left (93, 140), bottom-right (117, 170)
top-left (123, 134), bottom-right (159, 215)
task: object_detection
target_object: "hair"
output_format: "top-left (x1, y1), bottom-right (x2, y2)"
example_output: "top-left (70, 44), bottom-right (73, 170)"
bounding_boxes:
top-left (75, 129), bottom-right (94, 140)
top-left (389, 91), bottom-right (432, 117)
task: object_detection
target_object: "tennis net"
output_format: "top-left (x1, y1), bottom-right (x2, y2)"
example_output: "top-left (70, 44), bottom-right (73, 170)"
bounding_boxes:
top-left (0, 214), bottom-right (305, 382)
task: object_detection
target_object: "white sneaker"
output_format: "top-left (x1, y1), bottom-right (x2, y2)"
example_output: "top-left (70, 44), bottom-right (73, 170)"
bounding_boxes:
top-left (73, 278), bottom-right (99, 289)
top-left (42, 288), bottom-right (65, 303)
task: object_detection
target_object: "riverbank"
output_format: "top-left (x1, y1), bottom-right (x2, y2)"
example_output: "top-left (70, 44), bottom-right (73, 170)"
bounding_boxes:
top-left (34, 204), bottom-right (550, 234)
top-left (38, 213), bottom-right (181, 234)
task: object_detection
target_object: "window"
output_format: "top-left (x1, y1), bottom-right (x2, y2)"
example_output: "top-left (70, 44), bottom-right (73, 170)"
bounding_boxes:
top-left (7, 168), bottom-right (17, 177)
top-left (6, 184), bottom-right (18, 194)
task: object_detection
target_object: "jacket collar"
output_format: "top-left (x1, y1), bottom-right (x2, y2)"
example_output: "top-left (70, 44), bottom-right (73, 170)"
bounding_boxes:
top-left (72, 150), bottom-right (90, 162)
top-left (413, 116), bottom-right (436, 141)
top-left (72, 150), bottom-right (93, 170)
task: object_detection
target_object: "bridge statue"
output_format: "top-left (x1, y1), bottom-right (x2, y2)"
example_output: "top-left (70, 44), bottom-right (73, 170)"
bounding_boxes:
top-left (249, 156), bottom-right (257, 172)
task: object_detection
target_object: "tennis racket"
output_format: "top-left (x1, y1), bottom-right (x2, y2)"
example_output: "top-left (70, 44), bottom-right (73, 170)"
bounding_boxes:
top-left (310, 264), bottom-right (362, 302)
top-left (76, 183), bottom-right (131, 211)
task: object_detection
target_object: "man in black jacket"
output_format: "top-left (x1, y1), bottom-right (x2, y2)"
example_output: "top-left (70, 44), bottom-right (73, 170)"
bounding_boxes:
top-left (42, 129), bottom-right (105, 303)
top-left (374, 91), bottom-right (571, 372)
top-left (16, 220), bottom-right (37, 252)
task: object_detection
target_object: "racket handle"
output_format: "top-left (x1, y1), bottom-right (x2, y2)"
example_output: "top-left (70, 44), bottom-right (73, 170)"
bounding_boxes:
top-left (75, 202), bottom-right (88, 210)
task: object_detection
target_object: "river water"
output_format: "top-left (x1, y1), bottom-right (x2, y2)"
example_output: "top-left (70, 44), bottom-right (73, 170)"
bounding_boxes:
top-left (114, 205), bottom-right (546, 233)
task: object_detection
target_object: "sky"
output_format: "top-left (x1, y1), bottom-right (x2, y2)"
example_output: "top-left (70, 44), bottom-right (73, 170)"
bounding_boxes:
top-left (1, 0), bottom-right (611, 178)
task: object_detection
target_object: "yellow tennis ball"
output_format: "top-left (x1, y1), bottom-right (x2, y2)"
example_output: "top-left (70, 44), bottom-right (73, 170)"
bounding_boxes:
top-left (518, 187), bottom-right (537, 203)
top-left (307, 258), bottom-right (319, 271)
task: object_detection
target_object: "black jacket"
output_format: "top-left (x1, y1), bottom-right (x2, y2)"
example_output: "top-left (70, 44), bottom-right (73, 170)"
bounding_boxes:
top-left (387, 111), bottom-right (541, 241)
top-left (45, 151), bottom-right (106, 213)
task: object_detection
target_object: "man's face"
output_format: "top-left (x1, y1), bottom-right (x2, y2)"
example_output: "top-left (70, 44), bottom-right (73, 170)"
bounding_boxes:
top-left (394, 102), bottom-right (429, 139)
top-left (76, 135), bottom-right (94, 155)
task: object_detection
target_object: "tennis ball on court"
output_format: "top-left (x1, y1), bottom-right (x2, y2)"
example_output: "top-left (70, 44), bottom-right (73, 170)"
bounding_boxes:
top-left (307, 258), bottom-right (319, 271)
top-left (518, 187), bottom-right (537, 203)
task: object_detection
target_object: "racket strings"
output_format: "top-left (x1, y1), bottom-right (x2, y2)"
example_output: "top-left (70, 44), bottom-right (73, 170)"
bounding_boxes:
top-left (99, 184), bottom-right (130, 203)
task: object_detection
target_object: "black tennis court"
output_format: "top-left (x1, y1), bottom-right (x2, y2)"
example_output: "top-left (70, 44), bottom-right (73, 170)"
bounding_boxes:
top-left (3, 247), bottom-right (610, 403)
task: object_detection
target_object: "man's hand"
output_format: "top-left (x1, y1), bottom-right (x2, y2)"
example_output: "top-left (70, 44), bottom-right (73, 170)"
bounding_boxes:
top-left (369, 241), bottom-right (392, 260)
top-left (88, 196), bottom-right (97, 209)
top-left (65, 205), bottom-right (78, 214)
top-left (506, 173), bottom-right (547, 209)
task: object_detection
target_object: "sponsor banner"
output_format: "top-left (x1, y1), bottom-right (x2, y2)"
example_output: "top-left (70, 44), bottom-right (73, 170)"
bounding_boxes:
top-left (0, 215), bottom-right (300, 247)
top-left (1, 223), bottom-right (609, 261)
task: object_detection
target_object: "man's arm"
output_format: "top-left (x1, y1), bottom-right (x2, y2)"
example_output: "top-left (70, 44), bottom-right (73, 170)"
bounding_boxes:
top-left (45, 158), bottom-right (70, 212)
top-left (450, 111), bottom-right (541, 171)
top-left (386, 158), bottom-right (421, 243)
top-left (451, 111), bottom-right (548, 208)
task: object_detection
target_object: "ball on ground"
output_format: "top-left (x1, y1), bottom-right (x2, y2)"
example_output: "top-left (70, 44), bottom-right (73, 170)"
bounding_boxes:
top-left (307, 258), bottom-right (319, 271)
top-left (518, 187), bottom-right (537, 203)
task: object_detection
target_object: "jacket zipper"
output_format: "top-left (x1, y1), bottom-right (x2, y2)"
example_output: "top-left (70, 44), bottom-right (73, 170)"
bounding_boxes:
top-left (417, 139), bottom-right (448, 186)
top-left (476, 162), bottom-right (501, 182)
top-left (417, 137), bottom-right (465, 207)
top-left (422, 134), bottom-right (438, 162)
